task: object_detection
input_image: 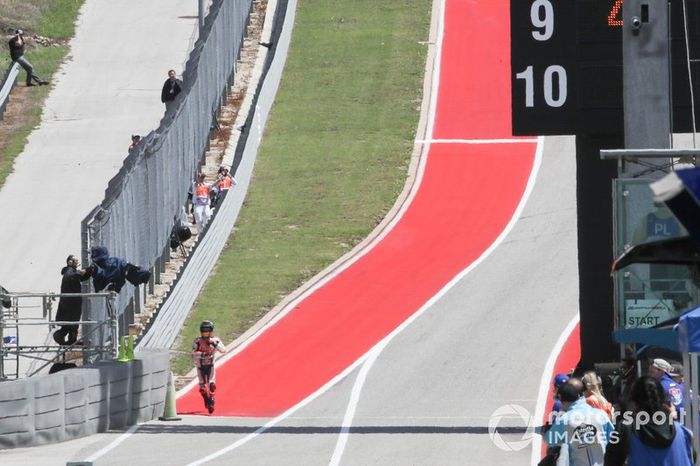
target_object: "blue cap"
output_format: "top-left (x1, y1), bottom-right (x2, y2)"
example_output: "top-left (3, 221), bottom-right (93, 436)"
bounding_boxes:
top-left (553, 373), bottom-right (570, 388)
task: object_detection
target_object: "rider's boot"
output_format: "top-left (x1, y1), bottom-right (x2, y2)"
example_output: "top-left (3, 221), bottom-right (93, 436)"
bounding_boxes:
top-left (207, 395), bottom-right (215, 414)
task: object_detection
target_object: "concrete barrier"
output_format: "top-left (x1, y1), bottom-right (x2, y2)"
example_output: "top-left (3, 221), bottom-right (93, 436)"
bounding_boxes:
top-left (0, 350), bottom-right (168, 449)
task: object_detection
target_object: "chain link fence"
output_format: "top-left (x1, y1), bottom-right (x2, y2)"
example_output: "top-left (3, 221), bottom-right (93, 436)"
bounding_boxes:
top-left (81, 0), bottom-right (253, 349)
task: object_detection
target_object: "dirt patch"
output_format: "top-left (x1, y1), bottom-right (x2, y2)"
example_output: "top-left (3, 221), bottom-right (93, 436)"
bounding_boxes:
top-left (0, 1), bottom-right (46, 34)
top-left (0, 83), bottom-right (33, 159)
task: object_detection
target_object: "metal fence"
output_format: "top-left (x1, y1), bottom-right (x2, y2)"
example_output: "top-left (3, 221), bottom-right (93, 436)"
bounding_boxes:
top-left (81, 0), bottom-right (253, 348)
top-left (138, 0), bottom-right (290, 350)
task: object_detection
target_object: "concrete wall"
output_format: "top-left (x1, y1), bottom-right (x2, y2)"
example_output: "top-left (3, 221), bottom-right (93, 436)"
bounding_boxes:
top-left (0, 350), bottom-right (169, 449)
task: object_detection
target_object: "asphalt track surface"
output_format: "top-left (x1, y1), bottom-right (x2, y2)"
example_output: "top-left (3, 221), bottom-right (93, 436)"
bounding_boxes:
top-left (2, 0), bottom-right (581, 464)
top-left (0, 0), bottom-right (198, 374)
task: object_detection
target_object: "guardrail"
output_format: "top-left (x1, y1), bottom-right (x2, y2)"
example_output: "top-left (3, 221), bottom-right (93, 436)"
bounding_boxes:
top-left (0, 62), bottom-right (20, 121)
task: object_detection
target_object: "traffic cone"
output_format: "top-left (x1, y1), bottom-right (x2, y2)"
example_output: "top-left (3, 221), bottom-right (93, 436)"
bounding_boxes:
top-left (159, 371), bottom-right (182, 421)
top-left (117, 336), bottom-right (129, 362)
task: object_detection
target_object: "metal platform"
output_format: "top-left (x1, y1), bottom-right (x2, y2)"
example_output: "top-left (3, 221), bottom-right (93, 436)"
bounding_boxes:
top-left (0, 291), bottom-right (118, 380)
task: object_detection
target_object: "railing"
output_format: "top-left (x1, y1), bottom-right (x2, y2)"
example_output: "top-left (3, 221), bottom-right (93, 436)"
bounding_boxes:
top-left (0, 62), bottom-right (20, 121)
top-left (0, 291), bottom-right (118, 380)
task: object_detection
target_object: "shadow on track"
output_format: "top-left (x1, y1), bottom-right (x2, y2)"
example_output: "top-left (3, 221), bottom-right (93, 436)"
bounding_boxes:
top-left (135, 424), bottom-right (534, 435)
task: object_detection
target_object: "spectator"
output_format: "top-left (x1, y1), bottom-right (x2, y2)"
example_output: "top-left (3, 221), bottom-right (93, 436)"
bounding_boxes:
top-left (583, 371), bottom-right (614, 420)
top-left (161, 69), bottom-right (182, 105)
top-left (192, 172), bottom-right (213, 232)
top-left (604, 376), bottom-right (694, 466)
top-left (613, 358), bottom-right (637, 412)
top-left (546, 378), bottom-right (614, 466)
top-left (540, 374), bottom-right (570, 466)
top-left (649, 358), bottom-right (684, 414)
top-left (552, 373), bottom-right (570, 413)
top-left (8, 29), bottom-right (48, 87)
top-left (128, 134), bottom-right (141, 153)
top-left (53, 255), bottom-right (91, 346)
top-left (671, 363), bottom-right (684, 385)
top-left (212, 165), bottom-right (237, 206)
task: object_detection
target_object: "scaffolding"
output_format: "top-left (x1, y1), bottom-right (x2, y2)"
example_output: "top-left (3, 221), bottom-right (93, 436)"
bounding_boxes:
top-left (0, 290), bottom-right (118, 381)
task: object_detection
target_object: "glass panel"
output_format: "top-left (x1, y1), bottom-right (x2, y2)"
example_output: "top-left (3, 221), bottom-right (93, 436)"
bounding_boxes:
top-left (614, 179), bottom-right (695, 330)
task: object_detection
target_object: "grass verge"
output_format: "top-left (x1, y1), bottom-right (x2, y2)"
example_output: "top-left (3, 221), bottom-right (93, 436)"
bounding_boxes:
top-left (172, 0), bottom-right (431, 374)
top-left (0, 0), bottom-right (84, 188)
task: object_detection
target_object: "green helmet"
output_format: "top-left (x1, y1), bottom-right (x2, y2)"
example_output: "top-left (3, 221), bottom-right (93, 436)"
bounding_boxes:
top-left (199, 320), bottom-right (214, 332)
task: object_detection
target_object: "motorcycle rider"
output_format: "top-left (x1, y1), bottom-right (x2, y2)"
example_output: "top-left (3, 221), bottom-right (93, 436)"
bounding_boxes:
top-left (192, 320), bottom-right (225, 413)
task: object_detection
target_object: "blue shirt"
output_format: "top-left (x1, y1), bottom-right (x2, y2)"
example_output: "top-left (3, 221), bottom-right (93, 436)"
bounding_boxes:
top-left (546, 398), bottom-right (614, 466)
top-left (553, 398), bottom-right (562, 413)
top-left (628, 422), bottom-right (693, 466)
top-left (659, 374), bottom-right (684, 411)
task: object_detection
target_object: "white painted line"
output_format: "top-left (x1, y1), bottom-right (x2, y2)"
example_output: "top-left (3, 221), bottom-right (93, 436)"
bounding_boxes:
top-left (424, 0), bottom-right (444, 144)
top-left (325, 1), bottom-right (445, 460)
top-left (184, 352), bottom-right (374, 466)
top-left (324, 136), bottom-right (546, 465)
top-left (187, 136), bottom-right (544, 465)
top-left (181, 0), bottom-right (546, 461)
top-left (416, 138), bottom-right (539, 144)
top-left (178, 0), bottom-right (439, 398)
top-left (529, 314), bottom-right (580, 466)
top-left (178, 0), bottom-right (442, 399)
top-left (83, 424), bottom-right (141, 462)
top-left (178, 0), bottom-right (451, 401)
top-left (329, 345), bottom-right (383, 466)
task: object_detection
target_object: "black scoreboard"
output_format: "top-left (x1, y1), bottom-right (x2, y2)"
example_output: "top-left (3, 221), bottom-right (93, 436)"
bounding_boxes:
top-left (511, 0), bottom-right (700, 136)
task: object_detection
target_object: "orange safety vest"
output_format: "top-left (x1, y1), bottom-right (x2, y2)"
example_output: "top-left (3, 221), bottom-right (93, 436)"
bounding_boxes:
top-left (196, 183), bottom-right (210, 197)
top-left (219, 176), bottom-right (232, 190)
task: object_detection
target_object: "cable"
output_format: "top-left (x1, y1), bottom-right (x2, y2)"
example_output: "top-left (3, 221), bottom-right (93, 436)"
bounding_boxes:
top-left (682, 0), bottom-right (697, 148)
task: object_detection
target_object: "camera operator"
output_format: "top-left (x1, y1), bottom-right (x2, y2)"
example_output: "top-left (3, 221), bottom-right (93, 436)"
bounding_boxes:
top-left (8, 29), bottom-right (49, 87)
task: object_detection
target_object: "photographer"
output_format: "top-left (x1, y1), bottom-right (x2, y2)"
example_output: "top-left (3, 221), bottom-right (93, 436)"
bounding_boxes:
top-left (8, 29), bottom-right (48, 87)
top-left (53, 255), bottom-right (91, 346)
top-left (160, 69), bottom-right (182, 106)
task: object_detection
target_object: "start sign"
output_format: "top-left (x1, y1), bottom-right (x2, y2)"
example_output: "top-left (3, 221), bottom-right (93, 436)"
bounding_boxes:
top-left (624, 299), bottom-right (673, 328)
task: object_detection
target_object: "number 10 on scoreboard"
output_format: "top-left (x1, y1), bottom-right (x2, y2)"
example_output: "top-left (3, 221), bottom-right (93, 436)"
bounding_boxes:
top-left (514, 0), bottom-right (569, 109)
top-left (511, 0), bottom-right (625, 135)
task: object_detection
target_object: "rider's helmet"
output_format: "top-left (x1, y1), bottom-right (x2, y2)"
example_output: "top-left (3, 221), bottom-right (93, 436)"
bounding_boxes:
top-left (200, 320), bottom-right (214, 333)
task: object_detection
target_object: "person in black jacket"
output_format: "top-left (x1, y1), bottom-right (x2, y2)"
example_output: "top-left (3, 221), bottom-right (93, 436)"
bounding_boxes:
top-left (612, 358), bottom-right (637, 412)
top-left (604, 376), bottom-right (694, 466)
top-left (8, 29), bottom-right (48, 87)
top-left (0, 284), bottom-right (10, 308)
top-left (53, 255), bottom-right (91, 345)
top-left (160, 69), bottom-right (182, 106)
